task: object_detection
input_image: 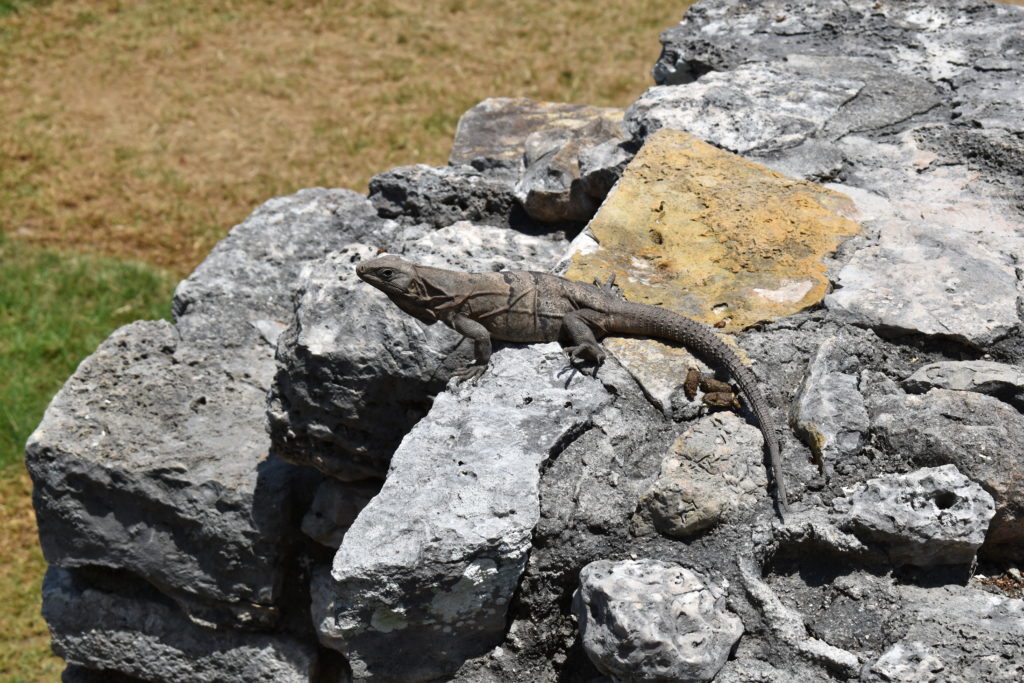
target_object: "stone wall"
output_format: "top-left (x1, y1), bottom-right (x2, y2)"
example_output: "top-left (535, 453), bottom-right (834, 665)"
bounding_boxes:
top-left (28, 1), bottom-right (1024, 681)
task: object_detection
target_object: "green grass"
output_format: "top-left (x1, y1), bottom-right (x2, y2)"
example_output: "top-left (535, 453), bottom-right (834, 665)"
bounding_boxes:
top-left (0, 233), bottom-right (175, 468)
top-left (0, 234), bottom-right (175, 679)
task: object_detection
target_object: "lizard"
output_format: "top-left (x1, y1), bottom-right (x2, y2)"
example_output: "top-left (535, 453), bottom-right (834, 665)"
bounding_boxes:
top-left (356, 253), bottom-right (789, 514)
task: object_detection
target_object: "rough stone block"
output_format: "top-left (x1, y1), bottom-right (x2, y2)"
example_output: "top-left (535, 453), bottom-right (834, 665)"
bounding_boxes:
top-left (315, 344), bottom-right (613, 681)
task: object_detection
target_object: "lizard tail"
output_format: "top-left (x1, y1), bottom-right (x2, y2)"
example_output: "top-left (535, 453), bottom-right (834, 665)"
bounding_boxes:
top-left (604, 303), bottom-right (790, 514)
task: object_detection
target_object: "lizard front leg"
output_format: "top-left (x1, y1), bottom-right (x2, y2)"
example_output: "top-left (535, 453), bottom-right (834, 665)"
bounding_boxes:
top-left (450, 314), bottom-right (492, 382)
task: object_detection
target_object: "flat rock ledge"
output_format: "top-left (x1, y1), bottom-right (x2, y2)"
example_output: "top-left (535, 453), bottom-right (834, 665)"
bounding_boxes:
top-left (314, 344), bottom-right (612, 681)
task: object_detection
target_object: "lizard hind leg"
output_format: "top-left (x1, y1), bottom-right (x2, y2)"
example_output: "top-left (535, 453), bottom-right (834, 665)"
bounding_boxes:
top-left (561, 310), bottom-right (609, 374)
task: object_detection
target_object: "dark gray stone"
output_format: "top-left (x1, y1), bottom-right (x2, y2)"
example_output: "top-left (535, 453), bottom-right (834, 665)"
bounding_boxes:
top-left (368, 164), bottom-right (520, 229)
top-left (43, 567), bottom-right (317, 683)
top-left (266, 226), bottom-right (566, 481)
top-left (26, 321), bottom-right (302, 628)
top-left (903, 359), bottom-right (1024, 410)
top-left (173, 188), bottom-right (397, 346)
top-left (870, 389), bottom-right (1024, 560)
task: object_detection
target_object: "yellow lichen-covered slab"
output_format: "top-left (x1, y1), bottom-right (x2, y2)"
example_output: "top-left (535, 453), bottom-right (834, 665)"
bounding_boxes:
top-left (566, 128), bottom-right (862, 331)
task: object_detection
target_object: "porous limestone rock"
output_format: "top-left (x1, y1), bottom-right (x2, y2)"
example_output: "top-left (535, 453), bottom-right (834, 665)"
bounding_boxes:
top-left (903, 360), bottom-right (1024, 410)
top-left (870, 388), bottom-right (1024, 559)
top-left (449, 97), bottom-right (624, 176)
top-left (790, 337), bottom-right (870, 475)
top-left (43, 567), bottom-right (317, 683)
top-left (832, 465), bottom-right (995, 567)
top-left (573, 559), bottom-right (743, 683)
top-left (564, 128), bottom-right (862, 333)
top-left (26, 321), bottom-right (301, 629)
top-left (635, 412), bottom-right (767, 537)
top-left (266, 223), bottom-right (566, 480)
top-left (368, 164), bottom-right (520, 229)
top-left (316, 344), bottom-right (613, 681)
top-left (173, 187), bottom-right (397, 347)
top-left (514, 116), bottom-right (628, 224)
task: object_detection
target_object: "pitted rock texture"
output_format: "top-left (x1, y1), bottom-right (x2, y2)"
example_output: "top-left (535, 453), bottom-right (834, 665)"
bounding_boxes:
top-left (565, 128), bottom-right (862, 332)
top-left (573, 559), bottom-right (743, 683)
top-left (173, 187), bottom-right (397, 347)
top-left (316, 344), bottom-right (613, 681)
top-left (869, 388), bottom-right (1024, 559)
top-left (635, 412), bottom-right (768, 538)
top-left (832, 465), bottom-right (995, 567)
top-left (640, 0), bottom-right (1024, 351)
top-left (26, 321), bottom-right (300, 628)
top-left (43, 567), bottom-right (316, 683)
top-left (368, 164), bottom-right (521, 229)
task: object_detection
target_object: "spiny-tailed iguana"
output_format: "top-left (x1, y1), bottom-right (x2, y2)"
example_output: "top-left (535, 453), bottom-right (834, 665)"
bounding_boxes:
top-left (356, 254), bottom-right (789, 513)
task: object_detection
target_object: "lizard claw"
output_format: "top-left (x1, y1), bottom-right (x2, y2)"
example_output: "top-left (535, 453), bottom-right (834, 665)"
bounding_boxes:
top-left (452, 364), bottom-right (487, 384)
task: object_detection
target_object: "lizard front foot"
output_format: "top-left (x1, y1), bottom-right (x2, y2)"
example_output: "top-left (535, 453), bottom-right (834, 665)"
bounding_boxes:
top-left (452, 364), bottom-right (487, 384)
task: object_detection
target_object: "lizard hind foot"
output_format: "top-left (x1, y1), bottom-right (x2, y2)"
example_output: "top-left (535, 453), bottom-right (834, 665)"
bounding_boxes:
top-left (564, 343), bottom-right (606, 377)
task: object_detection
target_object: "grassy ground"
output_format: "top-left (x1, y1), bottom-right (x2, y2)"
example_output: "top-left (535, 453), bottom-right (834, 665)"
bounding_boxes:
top-left (0, 0), bottom-right (691, 679)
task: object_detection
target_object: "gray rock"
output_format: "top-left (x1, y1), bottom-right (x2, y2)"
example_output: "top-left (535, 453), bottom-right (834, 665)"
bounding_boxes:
top-left (824, 218), bottom-right (1019, 348)
top-left (316, 344), bottom-right (613, 681)
top-left (173, 187), bottom-right (397, 346)
top-left (573, 559), bottom-right (742, 683)
top-left (43, 567), bottom-right (317, 683)
top-left (790, 337), bottom-right (870, 476)
top-left (266, 243), bottom-right (465, 480)
top-left (627, 63), bottom-right (862, 155)
top-left (368, 164), bottom-right (521, 229)
top-left (832, 465), bottom-right (995, 567)
top-left (515, 116), bottom-right (627, 223)
top-left (903, 360), bottom-right (1024, 410)
top-left (635, 412), bottom-right (767, 538)
top-left (266, 226), bottom-right (566, 480)
top-left (578, 138), bottom-right (635, 200)
top-left (871, 584), bottom-right (1024, 683)
top-left (26, 321), bottom-right (301, 628)
top-left (449, 97), bottom-right (623, 177)
top-left (870, 389), bottom-right (1024, 560)
top-left (301, 479), bottom-right (381, 549)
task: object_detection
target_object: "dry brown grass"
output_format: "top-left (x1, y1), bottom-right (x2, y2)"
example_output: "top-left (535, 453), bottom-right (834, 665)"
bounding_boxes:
top-left (1, 0), bottom-right (690, 275)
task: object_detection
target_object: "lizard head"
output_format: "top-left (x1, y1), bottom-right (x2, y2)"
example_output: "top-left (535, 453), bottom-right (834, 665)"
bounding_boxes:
top-left (356, 254), bottom-right (439, 324)
top-left (356, 254), bottom-right (419, 296)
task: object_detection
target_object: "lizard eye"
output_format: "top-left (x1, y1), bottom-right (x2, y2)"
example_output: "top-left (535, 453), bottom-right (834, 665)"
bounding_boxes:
top-left (379, 268), bottom-right (395, 280)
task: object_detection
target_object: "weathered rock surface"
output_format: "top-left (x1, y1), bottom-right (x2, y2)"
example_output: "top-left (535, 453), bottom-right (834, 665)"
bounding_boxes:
top-left (870, 388), bottom-right (1024, 559)
top-left (173, 187), bottom-right (397, 346)
top-left (26, 321), bottom-right (298, 628)
top-left (573, 559), bottom-right (742, 683)
top-left (43, 567), bottom-right (317, 683)
top-left (641, 0), bottom-right (1024, 351)
top-left (564, 128), bottom-right (862, 332)
top-left (903, 359), bottom-right (1024, 410)
top-left (515, 116), bottom-right (627, 224)
top-left (449, 97), bottom-right (624, 175)
top-left (368, 164), bottom-right (520, 230)
top-left (635, 412), bottom-right (767, 538)
top-left (790, 337), bottom-right (870, 475)
top-left (301, 479), bottom-right (381, 549)
top-left (266, 224), bottom-right (566, 480)
top-left (832, 465), bottom-right (995, 568)
top-left (315, 344), bottom-right (613, 681)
